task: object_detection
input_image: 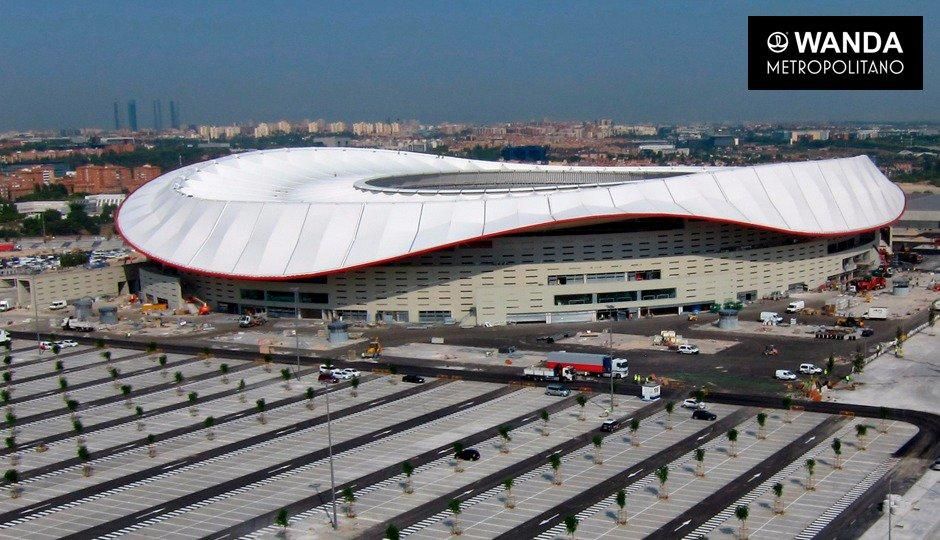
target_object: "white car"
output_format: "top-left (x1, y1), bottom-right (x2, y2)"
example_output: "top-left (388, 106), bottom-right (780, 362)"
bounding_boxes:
top-left (798, 363), bottom-right (823, 375)
top-left (333, 368), bottom-right (361, 380)
top-left (681, 398), bottom-right (706, 410)
top-left (677, 344), bottom-right (700, 355)
top-left (39, 341), bottom-right (53, 350)
top-left (58, 339), bottom-right (79, 348)
top-left (775, 369), bottom-right (798, 380)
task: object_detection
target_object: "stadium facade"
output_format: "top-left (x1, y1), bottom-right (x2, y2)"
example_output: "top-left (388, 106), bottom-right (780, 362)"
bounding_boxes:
top-left (117, 148), bottom-right (904, 325)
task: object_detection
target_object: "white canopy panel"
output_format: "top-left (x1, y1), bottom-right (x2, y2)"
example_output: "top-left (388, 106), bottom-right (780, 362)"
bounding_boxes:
top-left (115, 148), bottom-right (905, 280)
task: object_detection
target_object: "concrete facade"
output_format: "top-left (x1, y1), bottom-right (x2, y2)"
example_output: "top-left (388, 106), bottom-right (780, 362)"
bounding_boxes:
top-left (2, 264), bottom-right (138, 308)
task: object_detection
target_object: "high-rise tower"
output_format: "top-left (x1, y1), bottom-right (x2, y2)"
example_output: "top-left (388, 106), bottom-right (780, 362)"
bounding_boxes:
top-left (152, 99), bottom-right (163, 131)
top-left (113, 101), bottom-right (122, 131)
top-left (169, 100), bottom-right (180, 130)
top-left (127, 100), bottom-right (138, 132)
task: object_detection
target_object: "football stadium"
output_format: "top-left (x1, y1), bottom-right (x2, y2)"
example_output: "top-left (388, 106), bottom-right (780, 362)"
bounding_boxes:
top-left (117, 148), bottom-right (905, 325)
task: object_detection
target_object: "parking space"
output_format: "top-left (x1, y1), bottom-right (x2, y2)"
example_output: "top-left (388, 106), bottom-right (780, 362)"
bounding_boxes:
top-left (0, 380), bottom-right (499, 539)
top-left (1, 347), bottom-right (124, 381)
top-left (5, 350), bottom-right (156, 396)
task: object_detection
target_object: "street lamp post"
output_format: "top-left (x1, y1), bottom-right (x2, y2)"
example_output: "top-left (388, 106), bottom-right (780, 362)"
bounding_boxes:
top-left (324, 379), bottom-right (338, 529)
top-left (607, 305), bottom-right (615, 411)
top-left (32, 282), bottom-right (41, 348)
top-left (292, 287), bottom-right (300, 379)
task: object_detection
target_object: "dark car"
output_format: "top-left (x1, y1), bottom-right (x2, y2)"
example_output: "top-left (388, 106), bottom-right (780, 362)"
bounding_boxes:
top-left (860, 328), bottom-right (875, 337)
top-left (692, 409), bottom-right (717, 421)
top-left (600, 419), bottom-right (621, 432)
top-left (402, 374), bottom-right (425, 384)
top-left (456, 448), bottom-right (480, 461)
top-left (318, 373), bottom-right (340, 384)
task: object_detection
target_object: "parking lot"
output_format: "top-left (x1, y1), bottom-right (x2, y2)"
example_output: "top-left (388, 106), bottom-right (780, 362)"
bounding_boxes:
top-left (0, 333), bottom-right (927, 539)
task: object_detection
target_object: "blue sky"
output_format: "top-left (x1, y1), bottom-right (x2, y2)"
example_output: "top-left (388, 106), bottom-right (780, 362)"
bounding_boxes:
top-left (0, 0), bottom-right (936, 130)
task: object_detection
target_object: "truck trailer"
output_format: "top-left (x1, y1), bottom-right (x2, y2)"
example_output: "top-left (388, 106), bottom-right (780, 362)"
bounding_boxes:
top-left (522, 365), bottom-right (575, 382)
top-left (544, 351), bottom-right (629, 378)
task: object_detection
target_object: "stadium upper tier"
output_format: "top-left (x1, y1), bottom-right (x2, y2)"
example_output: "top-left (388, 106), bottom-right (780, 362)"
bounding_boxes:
top-left (115, 148), bottom-right (905, 280)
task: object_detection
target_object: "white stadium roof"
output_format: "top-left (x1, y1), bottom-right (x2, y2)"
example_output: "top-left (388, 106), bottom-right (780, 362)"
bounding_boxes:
top-left (116, 148), bottom-right (905, 280)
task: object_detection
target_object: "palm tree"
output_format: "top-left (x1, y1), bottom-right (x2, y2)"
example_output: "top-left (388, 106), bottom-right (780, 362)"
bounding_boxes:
top-left (772, 482), bottom-right (785, 514)
top-left (108, 366), bottom-right (122, 388)
top-left (263, 353), bottom-right (273, 373)
top-left (5, 469), bottom-right (21, 498)
top-left (402, 461), bottom-right (415, 494)
top-left (4, 411), bottom-right (16, 435)
top-left (503, 477), bottom-right (515, 508)
top-left (305, 387), bottom-right (316, 410)
top-left (204, 416), bottom-right (216, 440)
top-left (59, 376), bottom-right (69, 393)
top-left (280, 368), bottom-right (292, 391)
top-left (188, 391), bottom-right (199, 416)
top-left (694, 447), bottom-right (706, 477)
top-left (592, 434), bottom-right (604, 465)
top-left (694, 388), bottom-right (706, 404)
top-left (826, 353), bottom-right (836, 376)
top-left (853, 352), bottom-right (865, 373)
top-left (576, 394), bottom-right (587, 421)
top-left (135, 405), bottom-right (145, 431)
top-left (77, 445), bottom-right (92, 477)
top-left (629, 418), bottom-right (641, 446)
top-left (727, 428), bottom-right (739, 457)
top-left (2, 371), bottom-right (12, 387)
top-left (101, 350), bottom-right (112, 363)
top-left (72, 418), bottom-right (84, 445)
top-left (655, 465), bottom-right (669, 499)
top-left (564, 515), bottom-right (578, 539)
top-left (453, 442), bottom-right (465, 473)
top-left (256, 399), bottom-right (267, 424)
top-left (878, 406), bottom-right (890, 434)
top-left (540, 409), bottom-right (550, 436)
top-left (65, 399), bottom-right (79, 421)
top-left (385, 524), bottom-right (400, 540)
top-left (219, 363), bottom-right (230, 384)
top-left (448, 499), bottom-right (462, 536)
top-left (54, 360), bottom-right (64, 373)
top-left (804, 458), bottom-right (816, 490)
top-left (831, 438), bottom-right (843, 469)
top-left (52, 344), bottom-right (60, 356)
top-left (174, 371), bottom-right (185, 395)
top-left (549, 453), bottom-right (563, 485)
top-left (735, 504), bottom-right (750, 539)
top-left (5, 436), bottom-right (18, 467)
top-left (615, 488), bottom-right (627, 525)
top-left (147, 341), bottom-right (158, 356)
top-left (158, 355), bottom-right (168, 377)
top-left (350, 376), bottom-right (360, 397)
top-left (0, 389), bottom-right (9, 410)
top-left (147, 434), bottom-right (156, 458)
top-left (1, 356), bottom-right (9, 369)
top-left (665, 401), bottom-right (675, 430)
top-left (498, 425), bottom-right (512, 454)
top-left (342, 486), bottom-right (357, 518)
top-left (782, 396), bottom-right (793, 423)
top-left (856, 424), bottom-right (868, 450)
top-left (121, 384), bottom-right (133, 408)
top-left (238, 379), bottom-right (247, 403)
top-left (201, 347), bottom-right (212, 365)
top-left (275, 507), bottom-right (288, 531)
top-left (756, 412), bottom-right (768, 440)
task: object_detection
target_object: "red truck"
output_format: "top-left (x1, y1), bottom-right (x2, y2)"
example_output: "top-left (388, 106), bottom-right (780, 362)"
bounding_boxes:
top-left (852, 276), bottom-right (886, 292)
top-left (545, 351), bottom-right (630, 378)
top-left (0, 243), bottom-right (16, 252)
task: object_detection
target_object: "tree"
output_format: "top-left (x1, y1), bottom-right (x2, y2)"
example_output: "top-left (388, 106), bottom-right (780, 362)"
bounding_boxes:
top-left (826, 353), bottom-right (836, 376)
top-left (65, 399), bottom-right (79, 420)
top-left (219, 363), bottom-right (230, 384)
top-left (120, 384), bottom-right (133, 407)
top-left (856, 424), bottom-right (868, 450)
top-left (54, 360), bottom-right (64, 373)
top-left (101, 350), bottom-right (112, 363)
top-left (655, 465), bottom-right (669, 499)
top-left (592, 434), bottom-right (604, 465)
top-left (782, 396), bottom-right (793, 423)
top-left (147, 434), bottom-right (156, 458)
top-left (135, 405), bottom-right (145, 431)
top-left (853, 352), bottom-right (865, 374)
top-left (201, 347), bottom-right (211, 365)
top-left (879, 406), bottom-right (890, 434)
top-left (238, 379), bottom-right (247, 402)
top-left (629, 418), bottom-right (641, 446)
top-left (188, 391), bottom-right (199, 416)
top-left (576, 394), bottom-right (587, 421)
top-left (498, 425), bottom-right (512, 454)
top-left (4, 411), bottom-right (16, 433)
top-left (350, 376), bottom-right (360, 397)
top-left (503, 477), bottom-right (515, 508)
top-left (78, 445), bottom-right (92, 477)
top-left (146, 341), bottom-right (158, 354)
top-left (256, 399), bottom-right (267, 424)
top-left (453, 442), bottom-right (465, 473)
top-left (831, 438), bottom-right (843, 469)
top-left (158, 355), bottom-right (168, 377)
top-left (694, 388), bottom-right (706, 403)
top-left (95, 338), bottom-right (104, 349)
top-left (772, 482), bottom-right (785, 514)
top-left (386, 524), bottom-right (400, 540)
top-left (756, 412), bottom-right (768, 440)
top-left (342, 486), bottom-right (356, 518)
top-left (274, 507), bottom-right (288, 530)
top-left (305, 387), bottom-right (316, 410)
top-left (549, 453), bottom-right (562, 485)
top-left (5, 468), bottom-right (21, 498)
top-left (665, 401), bottom-right (675, 430)
top-left (280, 368), bottom-right (292, 391)
top-left (59, 376), bottom-right (69, 393)
top-left (616, 488), bottom-right (627, 525)
top-left (108, 366), bottom-right (121, 389)
top-left (804, 458), bottom-right (816, 490)
top-left (72, 418), bottom-right (84, 441)
top-left (174, 371), bottom-right (184, 395)
top-left (204, 416), bottom-right (215, 440)
top-left (694, 447), bottom-right (706, 477)
top-left (402, 461), bottom-right (415, 494)
top-left (564, 515), bottom-right (579, 539)
top-left (5, 436), bottom-right (18, 467)
top-left (735, 504), bottom-right (749, 539)
top-left (727, 428), bottom-right (739, 457)
top-left (1, 355), bottom-right (10, 368)
top-left (540, 409), bottom-right (550, 436)
top-left (448, 499), bottom-right (462, 536)
top-left (51, 344), bottom-right (61, 355)
top-left (263, 354), bottom-right (273, 373)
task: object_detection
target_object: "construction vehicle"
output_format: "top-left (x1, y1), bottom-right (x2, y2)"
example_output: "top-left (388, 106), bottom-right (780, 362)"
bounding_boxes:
top-left (851, 276), bottom-right (886, 292)
top-left (523, 365), bottom-right (575, 382)
top-left (0, 300), bottom-right (12, 312)
top-left (62, 317), bottom-right (96, 332)
top-left (870, 266), bottom-right (894, 278)
top-left (186, 296), bottom-right (211, 315)
top-left (763, 345), bottom-right (779, 356)
top-left (836, 316), bottom-right (865, 328)
top-left (238, 312), bottom-right (268, 328)
top-left (361, 338), bottom-right (382, 359)
top-left (545, 351), bottom-right (629, 378)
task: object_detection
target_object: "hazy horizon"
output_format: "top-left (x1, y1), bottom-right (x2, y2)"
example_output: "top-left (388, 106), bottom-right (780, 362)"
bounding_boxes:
top-left (0, 0), bottom-right (936, 131)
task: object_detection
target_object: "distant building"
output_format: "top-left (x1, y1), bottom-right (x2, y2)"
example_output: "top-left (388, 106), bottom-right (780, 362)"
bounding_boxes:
top-left (328, 121), bottom-right (347, 133)
top-left (69, 164), bottom-right (131, 193)
top-left (152, 100), bottom-right (163, 131)
top-left (253, 123), bottom-right (271, 138)
top-left (84, 193), bottom-right (127, 214)
top-left (789, 129), bottom-right (829, 144)
top-left (15, 200), bottom-right (70, 216)
top-left (275, 120), bottom-right (292, 133)
top-left (113, 101), bottom-right (122, 131)
top-left (128, 164), bottom-right (161, 192)
top-left (169, 100), bottom-right (181, 129)
top-left (0, 165), bottom-right (56, 200)
top-left (127, 100), bottom-right (138, 132)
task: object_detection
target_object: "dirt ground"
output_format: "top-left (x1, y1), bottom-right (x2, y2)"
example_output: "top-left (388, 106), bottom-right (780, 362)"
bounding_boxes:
top-left (382, 343), bottom-right (547, 368)
top-left (556, 330), bottom-right (738, 354)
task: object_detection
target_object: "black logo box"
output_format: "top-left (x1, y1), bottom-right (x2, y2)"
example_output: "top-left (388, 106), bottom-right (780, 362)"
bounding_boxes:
top-left (748, 16), bottom-right (923, 90)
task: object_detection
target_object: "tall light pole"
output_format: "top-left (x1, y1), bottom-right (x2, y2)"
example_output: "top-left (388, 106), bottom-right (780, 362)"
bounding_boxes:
top-left (292, 287), bottom-right (300, 379)
top-left (32, 280), bottom-right (40, 348)
top-left (607, 305), bottom-right (616, 411)
top-left (324, 378), bottom-right (338, 529)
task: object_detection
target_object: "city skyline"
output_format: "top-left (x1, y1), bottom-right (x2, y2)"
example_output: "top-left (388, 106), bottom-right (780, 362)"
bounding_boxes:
top-left (0, 0), bottom-right (937, 131)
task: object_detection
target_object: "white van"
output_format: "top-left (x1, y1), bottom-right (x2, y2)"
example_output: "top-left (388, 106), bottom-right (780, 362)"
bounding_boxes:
top-left (785, 301), bottom-right (805, 313)
top-left (759, 311), bottom-right (784, 324)
top-left (48, 300), bottom-right (68, 310)
top-left (774, 369), bottom-right (797, 380)
top-left (864, 307), bottom-right (889, 320)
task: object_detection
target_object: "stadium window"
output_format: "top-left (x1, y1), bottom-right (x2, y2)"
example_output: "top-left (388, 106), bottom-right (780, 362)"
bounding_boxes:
top-left (265, 290), bottom-right (296, 303)
top-left (596, 291), bottom-right (638, 303)
top-left (554, 293), bottom-right (593, 306)
top-left (299, 292), bottom-right (328, 304)
top-left (240, 289), bottom-right (264, 301)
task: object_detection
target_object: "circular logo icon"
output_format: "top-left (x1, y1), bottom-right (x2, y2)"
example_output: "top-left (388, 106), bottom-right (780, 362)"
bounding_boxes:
top-left (767, 32), bottom-right (788, 53)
